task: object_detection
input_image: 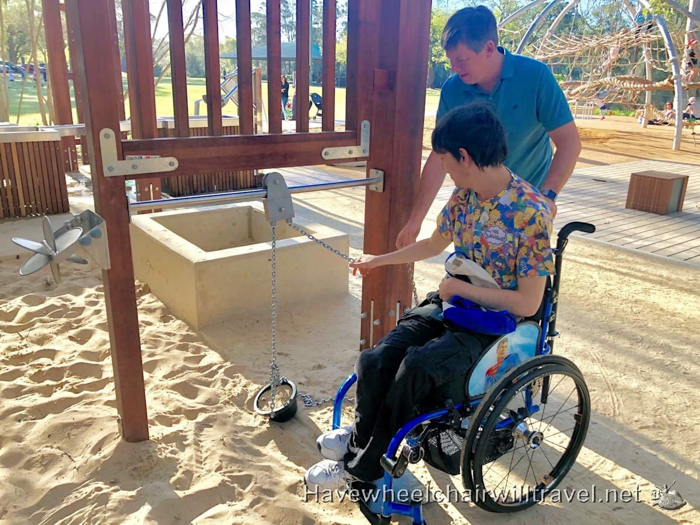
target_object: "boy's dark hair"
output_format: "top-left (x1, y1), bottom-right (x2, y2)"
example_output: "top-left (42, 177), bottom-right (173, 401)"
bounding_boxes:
top-left (441, 6), bottom-right (499, 52)
top-left (431, 102), bottom-right (508, 169)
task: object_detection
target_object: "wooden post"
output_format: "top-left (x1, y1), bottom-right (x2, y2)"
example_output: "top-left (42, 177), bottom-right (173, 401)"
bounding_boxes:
top-left (266, 0), bottom-right (282, 134)
top-left (296, 0), bottom-right (311, 132)
top-left (122, 0), bottom-right (161, 202)
top-left (322, 0), bottom-right (336, 131)
top-left (167, 0), bottom-right (190, 138)
top-left (43, 0), bottom-right (77, 172)
top-left (64, 5), bottom-right (89, 165)
top-left (202, 0), bottom-right (223, 136)
top-left (66, 0), bottom-right (149, 442)
top-left (235, 0), bottom-right (254, 135)
top-left (360, 0), bottom-right (431, 348)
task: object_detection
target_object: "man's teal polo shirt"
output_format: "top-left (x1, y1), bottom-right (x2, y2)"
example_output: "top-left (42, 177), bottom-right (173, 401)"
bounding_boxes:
top-left (437, 47), bottom-right (573, 189)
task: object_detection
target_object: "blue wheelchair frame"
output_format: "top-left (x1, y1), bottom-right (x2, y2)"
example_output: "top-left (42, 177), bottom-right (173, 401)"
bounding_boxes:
top-left (328, 222), bottom-right (593, 524)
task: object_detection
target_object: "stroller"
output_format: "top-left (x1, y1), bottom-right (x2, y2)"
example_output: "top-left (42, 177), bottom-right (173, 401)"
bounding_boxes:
top-left (310, 93), bottom-right (323, 119)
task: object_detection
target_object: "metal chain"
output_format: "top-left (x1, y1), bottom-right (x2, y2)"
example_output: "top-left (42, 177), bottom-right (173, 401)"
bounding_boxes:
top-left (407, 263), bottom-right (419, 307)
top-left (269, 223), bottom-right (280, 414)
top-left (289, 222), bottom-right (356, 263)
top-left (297, 392), bottom-right (356, 408)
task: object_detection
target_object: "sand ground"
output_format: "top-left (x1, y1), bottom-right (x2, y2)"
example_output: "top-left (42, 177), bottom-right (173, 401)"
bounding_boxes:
top-left (1, 116), bottom-right (699, 524)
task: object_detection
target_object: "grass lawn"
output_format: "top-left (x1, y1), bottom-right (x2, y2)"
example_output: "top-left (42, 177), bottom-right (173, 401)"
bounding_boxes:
top-left (8, 75), bottom-right (442, 126)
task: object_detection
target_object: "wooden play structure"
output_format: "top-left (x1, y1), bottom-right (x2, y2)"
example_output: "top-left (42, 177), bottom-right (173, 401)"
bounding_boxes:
top-left (59, 0), bottom-right (430, 441)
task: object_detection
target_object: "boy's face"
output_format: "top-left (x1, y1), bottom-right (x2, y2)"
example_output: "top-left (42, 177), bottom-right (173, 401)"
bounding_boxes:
top-left (446, 41), bottom-right (495, 85)
top-left (438, 150), bottom-right (472, 187)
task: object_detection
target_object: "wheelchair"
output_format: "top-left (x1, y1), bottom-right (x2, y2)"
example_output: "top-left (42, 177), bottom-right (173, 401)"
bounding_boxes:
top-left (330, 222), bottom-right (595, 524)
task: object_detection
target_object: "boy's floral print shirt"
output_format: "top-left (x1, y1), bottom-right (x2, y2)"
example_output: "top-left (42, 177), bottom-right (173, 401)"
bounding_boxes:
top-left (437, 173), bottom-right (555, 290)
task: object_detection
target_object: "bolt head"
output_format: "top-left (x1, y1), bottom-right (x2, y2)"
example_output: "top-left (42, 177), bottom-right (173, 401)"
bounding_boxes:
top-left (131, 164), bottom-right (138, 170)
top-left (168, 161), bottom-right (175, 167)
top-left (104, 132), bottom-right (111, 139)
top-left (107, 166), bottom-right (114, 172)
top-left (279, 207), bottom-right (285, 212)
top-left (373, 319), bottom-right (381, 326)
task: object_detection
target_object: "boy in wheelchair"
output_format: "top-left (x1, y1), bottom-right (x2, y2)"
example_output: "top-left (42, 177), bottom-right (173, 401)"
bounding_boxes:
top-left (305, 101), bottom-right (555, 492)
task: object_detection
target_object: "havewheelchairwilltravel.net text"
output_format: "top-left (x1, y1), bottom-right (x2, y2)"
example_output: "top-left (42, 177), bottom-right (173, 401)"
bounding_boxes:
top-left (304, 482), bottom-right (645, 505)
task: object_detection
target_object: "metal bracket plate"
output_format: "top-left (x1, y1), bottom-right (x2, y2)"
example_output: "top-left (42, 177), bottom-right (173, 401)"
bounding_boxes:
top-left (321, 120), bottom-right (370, 160)
top-left (99, 128), bottom-right (179, 177)
top-left (368, 169), bottom-right (384, 193)
top-left (262, 172), bottom-right (295, 223)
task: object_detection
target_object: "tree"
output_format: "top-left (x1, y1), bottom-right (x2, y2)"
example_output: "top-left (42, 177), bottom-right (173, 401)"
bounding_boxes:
top-left (251, 9), bottom-right (266, 47)
top-left (428, 8), bottom-right (450, 88)
top-left (281, 0), bottom-right (295, 42)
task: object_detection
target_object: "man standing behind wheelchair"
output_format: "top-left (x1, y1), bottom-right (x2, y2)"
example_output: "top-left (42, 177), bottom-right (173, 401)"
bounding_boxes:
top-left (305, 101), bottom-right (556, 491)
top-left (396, 5), bottom-right (581, 248)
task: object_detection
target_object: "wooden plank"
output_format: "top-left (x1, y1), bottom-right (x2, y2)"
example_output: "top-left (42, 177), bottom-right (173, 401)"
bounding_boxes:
top-left (0, 145), bottom-right (19, 216)
top-left (21, 142), bottom-right (44, 215)
top-left (36, 142), bottom-right (57, 215)
top-left (235, 0), bottom-right (254, 135)
top-left (166, 0), bottom-right (190, 137)
top-left (345, 0), bottom-right (358, 130)
top-left (67, 0), bottom-right (149, 442)
top-left (296, 0), bottom-right (311, 132)
top-left (266, 0), bottom-right (282, 134)
top-left (322, 0), bottom-right (336, 131)
top-left (49, 142), bottom-right (69, 212)
top-left (10, 144), bottom-right (29, 216)
top-left (12, 144), bottom-right (35, 215)
top-left (107, 0), bottom-right (126, 122)
top-left (202, 0), bottom-right (223, 135)
top-left (361, 0), bottom-right (431, 346)
top-left (11, 144), bottom-right (32, 215)
top-left (65, 4), bottom-right (89, 164)
top-left (122, 131), bottom-right (358, 176)
top-left (122, 0), bottom-right (161, 201)
top-left (43, 0), bottom-right (78, 171)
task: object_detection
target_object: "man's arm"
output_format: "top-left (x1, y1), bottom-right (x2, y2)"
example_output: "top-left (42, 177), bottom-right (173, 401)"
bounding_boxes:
top-left (540, 121), bottom-right (582, 216)
top-left (396, 151), bottom-right (447, 248)
top-left (439, 274), bottom-right (547, 318)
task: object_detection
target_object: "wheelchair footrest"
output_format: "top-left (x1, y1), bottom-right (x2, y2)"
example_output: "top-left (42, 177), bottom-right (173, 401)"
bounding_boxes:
top-left (358, 470), bottom-right (427, 517)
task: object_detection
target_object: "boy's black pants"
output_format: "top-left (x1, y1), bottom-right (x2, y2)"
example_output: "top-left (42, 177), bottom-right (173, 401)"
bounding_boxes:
top-left (344, 294), bottom-right (496, 481)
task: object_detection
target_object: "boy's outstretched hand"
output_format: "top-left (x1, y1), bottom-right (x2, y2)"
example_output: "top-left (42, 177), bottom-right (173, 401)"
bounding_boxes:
top-left (349, 254), bottom-right (380, 277)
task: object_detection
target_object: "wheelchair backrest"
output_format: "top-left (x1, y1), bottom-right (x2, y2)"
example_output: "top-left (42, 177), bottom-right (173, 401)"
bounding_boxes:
top-left (467, 321), bottom-right (541, 398)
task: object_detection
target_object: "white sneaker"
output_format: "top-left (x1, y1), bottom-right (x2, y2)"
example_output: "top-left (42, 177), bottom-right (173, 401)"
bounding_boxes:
top-left (316, 425), bottom-right (353, 460)
top-left (304, 459), bottom-right (349, 492)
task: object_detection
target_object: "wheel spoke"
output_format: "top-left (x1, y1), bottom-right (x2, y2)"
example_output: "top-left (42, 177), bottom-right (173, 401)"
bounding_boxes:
top-left (540, 386), bottom-right (577, 435)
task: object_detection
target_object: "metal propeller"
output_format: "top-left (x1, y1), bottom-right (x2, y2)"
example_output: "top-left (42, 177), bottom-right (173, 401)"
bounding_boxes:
top-left (13, 216), bottom-right (86, 284)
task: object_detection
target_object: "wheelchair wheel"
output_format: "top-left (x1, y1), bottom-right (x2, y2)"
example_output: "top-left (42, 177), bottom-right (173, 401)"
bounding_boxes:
top-left (461, 355), bottom-right (590, 513)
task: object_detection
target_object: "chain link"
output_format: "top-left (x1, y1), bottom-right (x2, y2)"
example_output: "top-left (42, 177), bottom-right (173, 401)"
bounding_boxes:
top-left (289, 222), bottom-right (356, 263)
top-left (269, 223), bottom-right (280, 414)
top-left (297, 393), bottom-right (356, 408)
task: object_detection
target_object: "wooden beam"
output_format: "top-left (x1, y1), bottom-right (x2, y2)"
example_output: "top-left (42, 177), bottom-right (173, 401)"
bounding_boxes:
top-left (43, 0), bottom-right (77, 171)
top-left (66, 0), bottom-right (149, 442)
top-left (236, 0), bottom-right (254, 134)
top-left (166, 0), bottom-right (190, 137)
top-left (107, 0), bottom-right (126, 122)
top-left (122, 130), bottom-right (358, 176)
top-left (202, 0), bottom-right (223, 135)
top-left (122, 0), bottom-right (161, 201)
top-left (64, 0), bottom-right (88, 164)
top-left (296, 0), bottom-right (311, 132)
top-left (266, 0), bottom-right (282, 134)
top-left (322, 0), bottom-right (336, 131)
top-left (360, 0), bottom-right (431, 347)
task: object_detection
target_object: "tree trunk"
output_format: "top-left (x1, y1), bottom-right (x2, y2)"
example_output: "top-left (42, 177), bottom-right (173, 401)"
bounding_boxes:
top-left (427, 65), bottom-right (435, 88)
top-left (0, 0), bottom-right (10, 122)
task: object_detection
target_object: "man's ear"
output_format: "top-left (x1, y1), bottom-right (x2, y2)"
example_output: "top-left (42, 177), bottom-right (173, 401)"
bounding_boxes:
top-left (484, 40), bottom-right (497, 56)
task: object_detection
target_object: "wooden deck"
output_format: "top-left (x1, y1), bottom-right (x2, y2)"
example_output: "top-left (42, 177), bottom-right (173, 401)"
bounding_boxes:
top-left (281, 159), bottom-right (700, 266)
top-left (554, 160), bottom-right (700, 264)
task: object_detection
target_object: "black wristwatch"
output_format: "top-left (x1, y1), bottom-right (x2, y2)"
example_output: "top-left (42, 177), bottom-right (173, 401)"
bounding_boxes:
top-left (542, 189), bottom-right (558, 202)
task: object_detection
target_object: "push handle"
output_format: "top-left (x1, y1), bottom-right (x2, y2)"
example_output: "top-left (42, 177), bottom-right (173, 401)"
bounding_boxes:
top-left (558, 222), bottom-right (596, 243)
